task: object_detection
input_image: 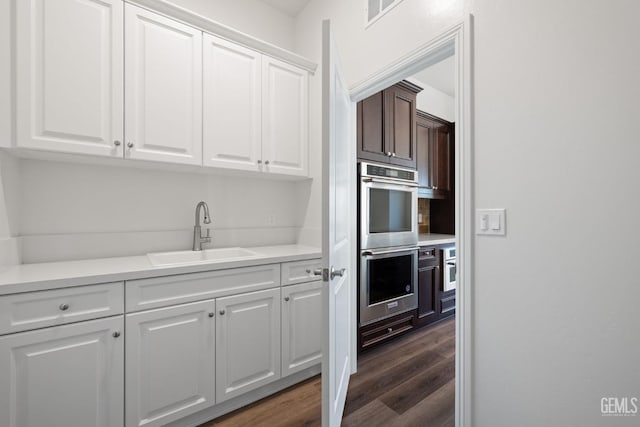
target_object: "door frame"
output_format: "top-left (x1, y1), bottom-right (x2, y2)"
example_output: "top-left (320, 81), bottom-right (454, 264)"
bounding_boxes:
top-left (349, 17), bottom-right (474, 427)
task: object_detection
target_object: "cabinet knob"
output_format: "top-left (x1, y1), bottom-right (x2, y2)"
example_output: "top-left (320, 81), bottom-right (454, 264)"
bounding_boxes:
top-left (219, 310), bottom-right (225, 315)
top-left (387, 327), bottom-right (393, 333)
top-left (264, 160), bottom-right (270, 165)
top-left (305, 269), bottom-right (311, 274)
top-left (386, 151), bottom-right (392, 157)
top-left (391, 152), bottom-right (396, 157)
top-left (284, 296), bottom-right (290, 302)
top-left (433, 186), bottom-right (438, 190)
top-left (208, 312), bottom-right (214, 318)
top-left (113, 140), bottom-right (121, 147)
top-left (59, 303), bottom-right (69, 311)
top-left (127, 142), bottom-right (134, 149)
top-left (112, 331), bottom-right (120, 338)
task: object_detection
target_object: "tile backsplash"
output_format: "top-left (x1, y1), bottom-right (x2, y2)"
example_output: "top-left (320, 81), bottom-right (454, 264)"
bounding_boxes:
top-left (418, 198), bottom-right (430, 233)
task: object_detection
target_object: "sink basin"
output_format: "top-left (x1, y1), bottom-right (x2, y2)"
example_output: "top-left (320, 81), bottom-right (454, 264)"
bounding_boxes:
top-left (147, 247), bottom-right (262, 267)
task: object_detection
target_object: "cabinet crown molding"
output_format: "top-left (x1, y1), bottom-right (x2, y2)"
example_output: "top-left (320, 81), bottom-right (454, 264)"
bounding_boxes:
top-left (126, 0), bottom-right (317, 73)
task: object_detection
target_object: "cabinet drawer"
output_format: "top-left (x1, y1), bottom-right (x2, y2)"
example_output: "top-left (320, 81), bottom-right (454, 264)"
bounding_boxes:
top-left (126, 264), bottom-right (280, 312)
top-left (0, 282), bottom-right (124, 335)
top-left (281, 259), bottom-right (322, 286)
top-left (359, 311), bottom-right (416, 351)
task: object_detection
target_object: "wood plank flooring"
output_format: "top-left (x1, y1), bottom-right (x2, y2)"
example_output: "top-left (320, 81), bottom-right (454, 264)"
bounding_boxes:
top-left (201, 317), bottom-right (455, 427)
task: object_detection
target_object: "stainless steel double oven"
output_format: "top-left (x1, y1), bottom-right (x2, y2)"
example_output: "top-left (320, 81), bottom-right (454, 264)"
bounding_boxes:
top-left (359, 162), bottom-right (419, 325)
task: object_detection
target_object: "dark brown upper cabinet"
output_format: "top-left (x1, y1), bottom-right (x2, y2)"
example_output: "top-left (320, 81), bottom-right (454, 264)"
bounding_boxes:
top-left (416, 110), bottom-right (454, 199)
top-left (357, 81), bottom-right (422, 169)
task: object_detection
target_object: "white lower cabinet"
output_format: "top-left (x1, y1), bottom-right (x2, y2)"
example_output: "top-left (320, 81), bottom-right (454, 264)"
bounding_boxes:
top-left (125, 300), bottom-right (216, 427)
top-left (281, 281), bottom-right (323, 376)
top-left (0, 316), bottom-right (124, 427)
top-left (216, 288), bottom-right (281, 402)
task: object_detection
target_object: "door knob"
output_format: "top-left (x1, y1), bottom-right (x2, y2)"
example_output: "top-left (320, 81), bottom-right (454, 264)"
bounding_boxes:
top-left (330, 266), bottom-right (346, 280)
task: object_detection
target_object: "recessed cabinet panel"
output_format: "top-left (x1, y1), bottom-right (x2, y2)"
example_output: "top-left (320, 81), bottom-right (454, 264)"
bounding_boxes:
top-left (203, 34), bottom-right (262, 171)
top-left (16, 0), bottom-right (123, 157)
top-left (282, 281), bottom-right (322, 376)
top-left (262, 57), bottom-right (308, 176)
top-left (216, 288), bottom-right (281, 402)
top-left (0, 317), bottom-right (124, 427)
top-left (125, 300), bottom-right (215, 427)
top-left (125, 4), bottom-right (202, 165)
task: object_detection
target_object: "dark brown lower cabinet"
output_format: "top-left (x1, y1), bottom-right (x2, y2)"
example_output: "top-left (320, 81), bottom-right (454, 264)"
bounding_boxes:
top-left (416, 245), bottom-right (456, 329)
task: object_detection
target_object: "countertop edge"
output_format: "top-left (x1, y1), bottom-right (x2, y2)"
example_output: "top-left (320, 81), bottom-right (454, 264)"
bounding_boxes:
top-left (0, 245), bottom-right (322, 295)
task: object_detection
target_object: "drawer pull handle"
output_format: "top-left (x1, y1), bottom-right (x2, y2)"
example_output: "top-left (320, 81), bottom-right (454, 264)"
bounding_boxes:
top-left (219, 310), bottom-right (226, 315)
top-left (387, 327), bottom-right (393, 333)
top-left (59, 303), bottom-right (69, 311)
top-left (208, 312), bottom-right (214, 318)
top-left (112, 331), bottom-right (120, 338)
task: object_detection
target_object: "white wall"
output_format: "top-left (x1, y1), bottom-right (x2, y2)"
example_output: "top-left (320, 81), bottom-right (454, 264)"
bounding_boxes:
top-left (469, 1), bottom-right (640, 425)
top-left (406, 77), bottom-right (455, 122)
top-left (171, 0), bottom-right (295, 50)
top-left (18, 159), bottom-right (300, 263)
top-left (296, 0), bottom-right (640, 425)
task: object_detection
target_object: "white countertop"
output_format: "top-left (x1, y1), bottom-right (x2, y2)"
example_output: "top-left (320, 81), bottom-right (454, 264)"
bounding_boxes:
top-left (418, 233), bottom-right (456, 246)
top-left (0, 244), bottom-right (321, 295)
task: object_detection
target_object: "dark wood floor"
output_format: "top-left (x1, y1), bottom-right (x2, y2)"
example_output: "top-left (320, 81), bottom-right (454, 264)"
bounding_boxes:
top-left (201, 317), bottom-right (455, 427)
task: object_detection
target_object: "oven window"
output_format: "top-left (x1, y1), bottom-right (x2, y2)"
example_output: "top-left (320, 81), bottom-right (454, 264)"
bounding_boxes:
top-left (368, 254), bottom-right (414, 304)
top-left (369, 188), bottom-right (412, 233)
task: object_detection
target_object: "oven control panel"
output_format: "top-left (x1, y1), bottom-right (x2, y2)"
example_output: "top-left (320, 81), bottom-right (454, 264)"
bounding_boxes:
top-left (362, 162), bottom-right (417, 182)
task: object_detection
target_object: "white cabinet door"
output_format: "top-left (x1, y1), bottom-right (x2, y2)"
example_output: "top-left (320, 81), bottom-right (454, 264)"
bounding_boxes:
top-left (203, 34), bottom-right (261, 172)
top-left (282, 281), bottom-right (322, 377)
top-left (0, 316), bottom-right (124, 427)
top-left (16, 0), bottom-right (124, 157)
top-left (125, 4), bottom-right (202, 165)
top-left (216, 288), bottom-right (280, 402)
top-left (125, 300), bottom-right (215, 427)
top-left (262, 57), bottom-right (308, 176)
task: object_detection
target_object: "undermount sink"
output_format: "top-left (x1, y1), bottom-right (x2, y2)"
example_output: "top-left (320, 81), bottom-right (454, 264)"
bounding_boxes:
top-left (147, 247), bottom-right (262, 267)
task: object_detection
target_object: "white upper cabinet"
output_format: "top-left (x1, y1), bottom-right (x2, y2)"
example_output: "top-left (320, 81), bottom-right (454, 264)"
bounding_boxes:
top-left (15, 0), bottom-right (124, 157)
top-left (125, 4), bottom-right (203, 165)
top-left (262, 57), bottom-right (309, 176)
top-left (202, 39), bottom-right (309, 177)
top-left (203, 34), bottom-right (262, 171)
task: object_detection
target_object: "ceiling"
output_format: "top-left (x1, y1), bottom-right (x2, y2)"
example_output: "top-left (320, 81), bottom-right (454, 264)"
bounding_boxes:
top-left (259, 0), bottom-right (311, 17)
top-left (411, 55), bottom-right (455, 97)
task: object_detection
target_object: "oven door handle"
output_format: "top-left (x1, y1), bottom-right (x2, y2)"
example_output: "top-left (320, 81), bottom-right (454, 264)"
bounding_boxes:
top-left (362, 246), bottom-right (419, 256)
top-left (361, 177), bottom-right (418, 188)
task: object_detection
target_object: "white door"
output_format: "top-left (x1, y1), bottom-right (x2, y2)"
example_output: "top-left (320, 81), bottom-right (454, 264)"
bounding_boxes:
top-left (216, 288), bottom-right (281, 402)
top-left (0, 316), bottom-right (124, 427)
top-left (15, 0), bottom-right (124, 157)
top-left (203, 34), bottom-right (262, 171)
top-left (282, 281), bottom-right (323, 376)
top-left (125, 300), bottom-right (215, 427)
top-left (125, 4), bottom-right (202, 165)
top-left (262, 56), bottom-right (309, 176)
top-left (321, 20), bottom-right (356, 427)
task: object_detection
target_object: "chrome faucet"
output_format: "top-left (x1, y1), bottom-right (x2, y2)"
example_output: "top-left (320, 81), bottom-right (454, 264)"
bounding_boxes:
top-left (193, 201), bottom-right (212, 251)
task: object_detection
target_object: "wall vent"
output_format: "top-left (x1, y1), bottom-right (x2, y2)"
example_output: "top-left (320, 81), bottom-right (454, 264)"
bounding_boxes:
top-left (365, 0), bottom-right (405, 27)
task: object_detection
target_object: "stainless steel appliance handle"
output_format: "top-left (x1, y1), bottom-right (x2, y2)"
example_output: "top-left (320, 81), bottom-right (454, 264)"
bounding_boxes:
top-left (361, 177), bottom-right (418, 187)
top-left (362, 246), bottom-right (419, 256)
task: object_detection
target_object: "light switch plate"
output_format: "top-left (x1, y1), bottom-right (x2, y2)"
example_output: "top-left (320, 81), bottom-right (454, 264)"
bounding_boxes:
top-left (476, 209), bottom-right (506, 236)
